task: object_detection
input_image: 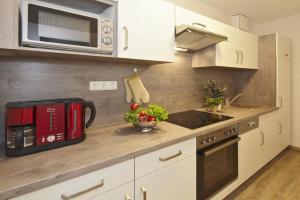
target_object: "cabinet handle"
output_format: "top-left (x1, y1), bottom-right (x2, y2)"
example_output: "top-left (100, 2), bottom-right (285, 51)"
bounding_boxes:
top-left (260, 131), bottom-right (265, 146)
top-left (285, 53), bottom-right (289, 57)
top-left (240, 51), bottom-right (244, 64)
top-left (123, 26), bottom-right (128, 50)
top-left (278, 122), bottom-right (283, 135)
top-left (61, 179), bottom-right (104, 200)
top-left (236, 50), bottom-right (240, 64)
top-left (192, 22), bottom-right (206, 28)
top-left (125, 194), bottom-right (131, 200)
top-left (141, 187), bottom-right (147, 200)
top-left (159, 150), bottom-right (182, 162)
top-left (279, 97), bottom-right (283, 108)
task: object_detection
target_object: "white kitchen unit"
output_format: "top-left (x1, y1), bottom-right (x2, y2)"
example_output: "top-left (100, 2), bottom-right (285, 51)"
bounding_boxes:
top-left (118, 0), bottom-right (175, 62)
top-left (135, 138), bottom-right (196, 200)
top-left (10, 159), bottom-right (134, 200)
top-left (276, 34), bottom-right (292, 151)
top-left (175, 6), bottom-right (258, 69)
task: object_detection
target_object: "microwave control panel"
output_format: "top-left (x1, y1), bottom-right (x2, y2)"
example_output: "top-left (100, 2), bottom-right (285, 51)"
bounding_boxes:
top-left (100, 18), bottom-right (114, 52)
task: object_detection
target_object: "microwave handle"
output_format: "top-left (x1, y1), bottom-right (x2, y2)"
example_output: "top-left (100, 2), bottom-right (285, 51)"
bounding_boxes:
top-left (84, 101), bottom-right (96, 128)
top-left (201, 137), bottom-right (241, 156)
top-left (123, 26), bottom-right (129, 50)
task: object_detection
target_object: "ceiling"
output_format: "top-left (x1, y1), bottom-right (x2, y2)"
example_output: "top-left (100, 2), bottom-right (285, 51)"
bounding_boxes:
top-left (200, 0), bottom-right (300, 24)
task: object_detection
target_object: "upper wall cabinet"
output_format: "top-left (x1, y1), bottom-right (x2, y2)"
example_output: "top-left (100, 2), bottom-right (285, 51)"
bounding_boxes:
top-left (118, 0), bottom-right (175, 62)
top-left (176, 6), bottom-right (258, 69)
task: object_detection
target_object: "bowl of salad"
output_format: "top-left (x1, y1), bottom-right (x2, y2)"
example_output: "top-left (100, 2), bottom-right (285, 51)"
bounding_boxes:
top-left (124, 103), bottom-right (168, 132)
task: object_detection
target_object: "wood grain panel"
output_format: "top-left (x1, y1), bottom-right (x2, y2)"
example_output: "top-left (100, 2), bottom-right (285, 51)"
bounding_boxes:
top-left (0, 0), bottom-right (18, 49)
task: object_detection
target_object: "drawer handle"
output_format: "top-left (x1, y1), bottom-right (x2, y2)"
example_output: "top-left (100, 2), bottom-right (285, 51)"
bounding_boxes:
top-left (278, 122), bottom-right (283, 135)
top-left (125, 194), bottom-right (131, 200)
top-left (159, 150), bottom-right (182, 162)
top-left (248, 121), bottom-right (256, 127)
top-left (260, 131), bottom-right (265, 146)
top-left (141, 187), bottom-right (147, 200)
top-left (192, 22), bottom-right (206, 28)
top-left (61, 179), bottom-right (104, 200)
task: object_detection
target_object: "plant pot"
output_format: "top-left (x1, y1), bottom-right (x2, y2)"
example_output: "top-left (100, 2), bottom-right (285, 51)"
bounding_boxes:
top-left (208, 105), bottom-right (218, 112)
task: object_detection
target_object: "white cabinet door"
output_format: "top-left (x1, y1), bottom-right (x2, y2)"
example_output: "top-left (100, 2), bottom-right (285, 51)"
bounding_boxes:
top-left (238, 31), bottom-right (258, 69)
top-left (135, 155), bottom-right (196, 200)
top-left (90, 182), bottom-right (134, 200)
top-left (238, 128), bottom-right (261, 184)
top-left (277, 59), bottom-right (292, 117)
top-left (118, 0), bottom-right (175, 62)
top-left (215, 24), bottom-right (239, 68)
top-left (259, 112), bottom-right (281, 167)
top-left (277, 35), bottom-right (292, 60)
top-left (278, 117), bottom-right (292, 151)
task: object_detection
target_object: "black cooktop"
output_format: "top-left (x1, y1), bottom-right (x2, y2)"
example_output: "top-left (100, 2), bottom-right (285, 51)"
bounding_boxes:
top-left (167, 110), bottom-right (233, 130)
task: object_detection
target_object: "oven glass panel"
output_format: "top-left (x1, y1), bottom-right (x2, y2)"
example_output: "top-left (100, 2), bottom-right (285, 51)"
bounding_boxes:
top-left (197, 139), bottom-right (238, 199)
top-left (27, 4), bottom-right (98, 47)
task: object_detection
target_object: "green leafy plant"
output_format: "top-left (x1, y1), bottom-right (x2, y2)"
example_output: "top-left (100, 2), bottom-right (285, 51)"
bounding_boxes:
top-left (124, 104), bottom-right (168, 125)
top-left (203, 80), bottom-right (228, 106)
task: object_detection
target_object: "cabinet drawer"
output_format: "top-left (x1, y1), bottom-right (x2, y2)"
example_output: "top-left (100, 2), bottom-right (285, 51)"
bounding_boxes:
top-left (135, 138), bottom-right (196, 178)
top-left (11, 159), bottom-right (134, 200)
top-left (259, 111), bottom-right (279, 126)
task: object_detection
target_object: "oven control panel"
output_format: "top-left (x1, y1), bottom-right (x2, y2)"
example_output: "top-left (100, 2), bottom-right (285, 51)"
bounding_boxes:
top-left (197, 124), bottom-right (239, 149)
top-left (224, 126), bottom-right (239, 137)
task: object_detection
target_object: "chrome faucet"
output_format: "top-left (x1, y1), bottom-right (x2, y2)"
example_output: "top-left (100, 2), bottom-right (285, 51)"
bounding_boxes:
top-left (226, 93), bottom-right (243, 106)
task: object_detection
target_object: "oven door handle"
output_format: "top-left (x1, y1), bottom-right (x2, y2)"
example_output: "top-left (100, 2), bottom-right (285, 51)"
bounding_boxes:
top-left (202, 137), bottom-right (241, 156)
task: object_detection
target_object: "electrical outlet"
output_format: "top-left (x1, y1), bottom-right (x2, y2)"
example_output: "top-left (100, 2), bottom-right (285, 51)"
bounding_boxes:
top-left (89, 81), bottom-right (118, 91)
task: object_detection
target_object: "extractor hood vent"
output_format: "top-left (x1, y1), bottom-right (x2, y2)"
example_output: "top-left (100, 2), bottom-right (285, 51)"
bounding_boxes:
top-left (175, 24), bottom-right (228, 52)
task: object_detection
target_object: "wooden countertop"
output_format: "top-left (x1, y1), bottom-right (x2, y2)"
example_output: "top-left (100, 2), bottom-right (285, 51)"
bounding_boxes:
top-left (0, 106), bottom-right (278, 199)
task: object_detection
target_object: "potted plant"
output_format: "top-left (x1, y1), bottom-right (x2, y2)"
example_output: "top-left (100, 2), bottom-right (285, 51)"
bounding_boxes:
top-left (124, 103), bottom-right (168, 132)
top-left (203, 80), bottom-right (228, 112)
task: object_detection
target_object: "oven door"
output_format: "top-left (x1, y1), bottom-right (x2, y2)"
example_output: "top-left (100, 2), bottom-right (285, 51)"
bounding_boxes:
top-left (197, 137), bottom-right (240, 200)
top-left (21, 0), bottom-right (111, 54)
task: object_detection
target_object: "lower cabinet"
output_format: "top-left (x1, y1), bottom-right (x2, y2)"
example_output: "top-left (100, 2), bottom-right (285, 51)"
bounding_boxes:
top-left (11, 139), bottom-right (196, 200)
top-left (135, 138), bottom-right (196, 200)
top-left (213, 111), bottom-right (291, 199)
top-left (10, 159), bottom-right (135, 200)
top-left (238, 128), bottom-right (261, 184)
top-left (135, 155), bottom-right (196, 200)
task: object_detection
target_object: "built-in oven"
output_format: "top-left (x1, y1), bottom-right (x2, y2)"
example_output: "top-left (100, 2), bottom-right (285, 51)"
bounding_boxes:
top-left (197, 124), bottom-right (240, 200)
top-left (20, 0), bottom-right (116, 55)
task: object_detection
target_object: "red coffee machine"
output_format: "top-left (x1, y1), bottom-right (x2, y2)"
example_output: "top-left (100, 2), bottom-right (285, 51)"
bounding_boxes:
top-left (5, 98), bottom-right (96, 156)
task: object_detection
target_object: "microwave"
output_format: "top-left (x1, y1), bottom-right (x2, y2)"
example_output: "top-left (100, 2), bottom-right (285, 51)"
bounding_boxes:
top-left (20, 0), bottom-right (115, 55)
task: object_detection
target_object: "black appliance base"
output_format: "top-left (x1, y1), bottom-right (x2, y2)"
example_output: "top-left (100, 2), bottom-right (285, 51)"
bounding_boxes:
top-left (5, 135), bottom-right (86, 157)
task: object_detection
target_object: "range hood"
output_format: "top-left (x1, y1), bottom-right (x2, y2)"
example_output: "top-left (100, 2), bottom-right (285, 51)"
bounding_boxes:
top-left (175, 24), bottom-right (228, 52)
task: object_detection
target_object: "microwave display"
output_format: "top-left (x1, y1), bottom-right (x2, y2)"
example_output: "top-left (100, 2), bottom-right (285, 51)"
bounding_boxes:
top-left (28, 4), bottom-right (98, 47)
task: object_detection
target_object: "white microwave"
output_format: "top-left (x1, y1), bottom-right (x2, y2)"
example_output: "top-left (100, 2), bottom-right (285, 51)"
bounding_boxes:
top-left (20, 0), bottom-right (115, 55)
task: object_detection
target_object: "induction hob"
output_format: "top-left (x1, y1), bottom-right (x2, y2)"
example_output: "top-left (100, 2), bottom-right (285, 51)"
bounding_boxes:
top-left (166, 110), bottom-right (233, 130)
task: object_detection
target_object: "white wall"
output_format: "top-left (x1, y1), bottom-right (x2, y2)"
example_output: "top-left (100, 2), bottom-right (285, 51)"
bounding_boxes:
top-left (166, 0), bottom-right (232, 25)
top-left (252, 14), bottom-right (300, 148)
